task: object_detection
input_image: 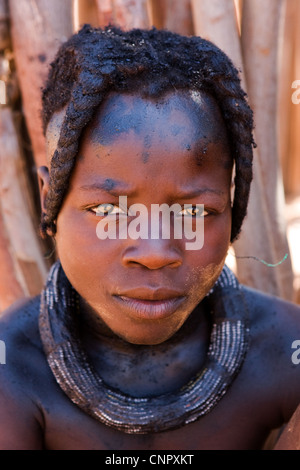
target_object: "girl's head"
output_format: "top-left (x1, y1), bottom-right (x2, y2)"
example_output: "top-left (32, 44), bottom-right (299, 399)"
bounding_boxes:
top-left (41, 24), bottom-right (255, 243)
top-left (38, 26), bottom-right (255, 344)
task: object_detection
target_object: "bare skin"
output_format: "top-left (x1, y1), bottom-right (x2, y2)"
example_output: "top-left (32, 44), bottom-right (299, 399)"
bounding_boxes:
top-left (274, 404), bottom-right (300, 450)
top-left (0, 90), bottom-right (300, 450)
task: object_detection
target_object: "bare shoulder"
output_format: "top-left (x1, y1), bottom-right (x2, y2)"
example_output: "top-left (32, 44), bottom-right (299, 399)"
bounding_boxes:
top-left (274, 403), bottom-right (300, 449)
top-left (241, 284), bottom-right (300, 341)
top-left (0, 296), bottom-right (46, 449)
top-left (0, 295), bottom-right (43, 351)
top-left (240, 284), bottom-right (300, 422)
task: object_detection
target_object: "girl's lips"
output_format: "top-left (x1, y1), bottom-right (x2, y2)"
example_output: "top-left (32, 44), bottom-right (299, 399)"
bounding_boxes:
top-left (112, 295), bottom-right (186, 320)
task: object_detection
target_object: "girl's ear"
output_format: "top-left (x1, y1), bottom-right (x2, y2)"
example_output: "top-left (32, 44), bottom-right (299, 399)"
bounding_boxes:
top-left (37, 166), bottom-right (50, 214)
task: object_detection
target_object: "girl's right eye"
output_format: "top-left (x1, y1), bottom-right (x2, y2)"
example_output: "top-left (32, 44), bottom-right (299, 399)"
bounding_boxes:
top-left (91, 203), bottom-right (126, 216)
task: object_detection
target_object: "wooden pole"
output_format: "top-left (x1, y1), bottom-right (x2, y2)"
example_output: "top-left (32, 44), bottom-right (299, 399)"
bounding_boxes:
top-left (74, 0), bottom-right (99, 30)
top-left (147, 0), bottom-right (165, 29)
top-left (234, 0), bottom-right (294, 301)
top-left (191, 0), bottom-right (294, 300)
top-left (95, 0), bottom-right (114, 27)
top-left (191, 0), bottom-right (243, 74)
top-left (279, 0), bottom-right (300, 197)
top-left (8, 0), bottom-right (74, 168)
top-left (0, 205), bottom-right (25, 312)
top-left (113, 0), bottom-right (149, 29)
top-left (234, 0), bottom-right (243, 33)
top-left (0, 107), bottom-right (48, 303)
top-left (278, 0), bottom-right (295, 193)
top-left (0, 0), bottom-right (25, 312)
top-left (241, 0), bottom-right (284, 206)
top-left (95, 0), bottom-right (149, 29)
top-left (148, 0), bottom-right (194, 36)
top-left (0, 0), bottom-right (10, 50)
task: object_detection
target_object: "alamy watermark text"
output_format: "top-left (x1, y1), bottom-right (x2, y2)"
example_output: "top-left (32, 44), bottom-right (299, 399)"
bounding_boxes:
top-left (291, 340), bottom-right (300, 365)
top-left (0, 340), bottom-right (6, 364)
top-left (95, 197), bottom-right (205, 251)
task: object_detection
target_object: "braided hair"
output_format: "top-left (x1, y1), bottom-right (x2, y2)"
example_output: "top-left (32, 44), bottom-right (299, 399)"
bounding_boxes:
top-left (41, 24), bottom-right (255, 242)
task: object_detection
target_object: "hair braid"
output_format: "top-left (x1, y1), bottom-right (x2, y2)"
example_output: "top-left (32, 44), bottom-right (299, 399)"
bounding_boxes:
top-left (41, 25), bottom-right (255, 242)
top-left (204, 72), bottom-right (255, 241)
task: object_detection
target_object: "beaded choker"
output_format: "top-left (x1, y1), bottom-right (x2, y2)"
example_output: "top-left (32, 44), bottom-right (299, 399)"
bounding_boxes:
top-left (39, 261), bottom-right (249, 434)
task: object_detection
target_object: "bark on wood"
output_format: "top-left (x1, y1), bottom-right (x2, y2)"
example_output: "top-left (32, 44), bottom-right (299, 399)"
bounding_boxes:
top-left (9, 0), bottom-right (74, 168)
top-left (0, 107), bottom-right (48, 299)
top-left (148, 0), bottom-right (194, 36)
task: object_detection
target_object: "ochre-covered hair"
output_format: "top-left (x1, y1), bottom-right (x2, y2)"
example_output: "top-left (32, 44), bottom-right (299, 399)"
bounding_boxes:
top-left (41, 24), bottom-right (255, 242)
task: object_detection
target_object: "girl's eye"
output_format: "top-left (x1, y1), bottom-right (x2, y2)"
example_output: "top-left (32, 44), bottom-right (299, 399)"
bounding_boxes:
top-left (91, 203), bottom-right (126, 216)
top-left (178, 205), bottom-right (208, 217)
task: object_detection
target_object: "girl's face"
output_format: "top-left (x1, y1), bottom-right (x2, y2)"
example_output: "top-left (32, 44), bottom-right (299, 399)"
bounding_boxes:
top-left (45, 90), bottom-right (233, 345)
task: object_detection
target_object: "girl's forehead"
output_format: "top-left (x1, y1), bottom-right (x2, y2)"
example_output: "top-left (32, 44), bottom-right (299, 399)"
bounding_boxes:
top-left (85, 90), bottom-right (227, 147)
top-left (45, 89), bottom-right (228, 166)
top-left (75, 91), bottom-right (232, 182)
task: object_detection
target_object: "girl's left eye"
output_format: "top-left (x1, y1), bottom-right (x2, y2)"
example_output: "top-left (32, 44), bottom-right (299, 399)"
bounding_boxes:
top-left (91, 203), bottom-right (125, 216)
top-left (178, 205), bottom-right (208, 217)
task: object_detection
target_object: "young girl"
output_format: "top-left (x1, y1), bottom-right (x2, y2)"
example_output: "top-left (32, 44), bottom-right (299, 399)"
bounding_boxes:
top-left (0, 25), bottom-right (300, 450)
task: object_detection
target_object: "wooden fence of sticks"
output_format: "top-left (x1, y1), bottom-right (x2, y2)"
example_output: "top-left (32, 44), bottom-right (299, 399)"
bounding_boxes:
top-left (0, 0), bottom-right (299, 313)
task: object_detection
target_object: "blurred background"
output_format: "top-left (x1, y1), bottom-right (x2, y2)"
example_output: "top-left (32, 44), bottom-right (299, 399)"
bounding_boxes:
top-left (0, 0), bottom-right (299, 313)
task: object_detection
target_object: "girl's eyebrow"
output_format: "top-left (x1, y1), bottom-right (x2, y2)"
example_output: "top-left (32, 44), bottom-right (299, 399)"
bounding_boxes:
top-left (79, 178), bottom-right (137, 197)
top-left (175, 188), bottom-right (226, 199)
top-left (79, 182), bottom-right (226, 201)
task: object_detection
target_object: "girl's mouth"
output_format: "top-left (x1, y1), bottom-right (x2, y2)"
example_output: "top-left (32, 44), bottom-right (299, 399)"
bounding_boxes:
top-left (112, 294), bottom-right (186, 320)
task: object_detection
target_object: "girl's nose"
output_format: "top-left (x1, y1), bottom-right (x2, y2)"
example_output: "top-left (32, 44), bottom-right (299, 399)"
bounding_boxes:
top-left (121, 238), bottom-right (183, 270)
